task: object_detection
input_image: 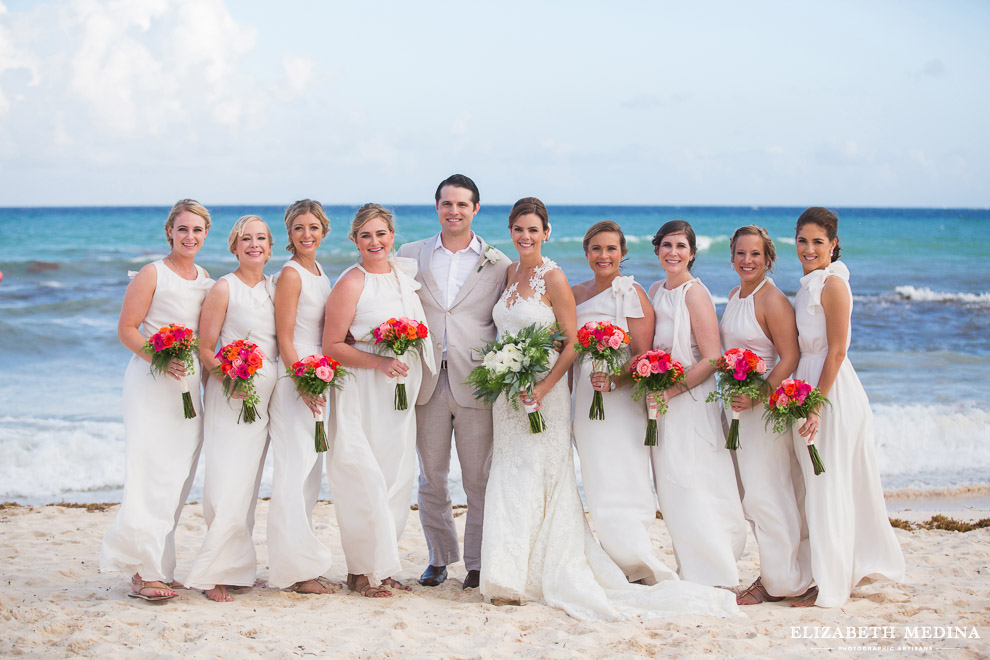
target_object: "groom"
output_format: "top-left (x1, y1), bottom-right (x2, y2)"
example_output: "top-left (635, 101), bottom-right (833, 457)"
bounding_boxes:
top-left (398, 174), bottom-right (509, 590)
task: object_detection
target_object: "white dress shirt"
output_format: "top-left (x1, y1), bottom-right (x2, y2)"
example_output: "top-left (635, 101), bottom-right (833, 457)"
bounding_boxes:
top-left (431, 232), bottom-right (482, 357)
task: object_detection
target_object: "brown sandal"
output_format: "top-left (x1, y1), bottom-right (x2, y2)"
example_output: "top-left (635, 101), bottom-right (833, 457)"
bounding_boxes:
top-left (288, 576), bottom-right (342, 595)
top-left (347, 573), bottom-right (392, 598)
top-left (736, 576), bottom-right (784, 605)
top-left (380, 577), bottom-right (412, 592)
top-left (790, 585), bottom-right (819, 607)
top-left (128, 578), bottom-right (177, 601)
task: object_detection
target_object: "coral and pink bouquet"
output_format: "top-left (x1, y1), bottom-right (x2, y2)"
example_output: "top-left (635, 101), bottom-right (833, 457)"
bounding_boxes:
top-left (466, 323), bottom-right (567, 434)
top-left (143, 323), bottom-right (199, 419)
top-left (764, 378), bottom-right (829, 475)
top-left (371, 317), bottom-right (429, 410)
top-left (629, 350), bottom-right (686, 446)
top-left (706, 348), bottom-right (768, 450)
top-left (574, 320), bottom-right (630, 420)
top-left (215, 339), bottom-right (266, 424)
top-left (288, 354), bottom-right (348, 452)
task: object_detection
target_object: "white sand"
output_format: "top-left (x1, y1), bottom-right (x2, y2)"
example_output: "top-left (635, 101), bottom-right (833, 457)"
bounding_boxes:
top-left (1, 501), bottom-right (987, 659)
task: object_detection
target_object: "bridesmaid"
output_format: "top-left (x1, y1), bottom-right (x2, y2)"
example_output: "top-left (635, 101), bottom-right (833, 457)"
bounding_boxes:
top-left (790, 207), bottom-right (904, 607)
top-left (720, 225), bottom-right (812, 605)
top-left (647, 220), bottom-right (747, 587)
top-left (101, 199), bottom-right (213, 601)
top-left (184, 215), bottom-right (277, 602)
top-left (266, 200), bottom-right (338, 594)
top-left (322, 204), bottom-right (435, 598)
top-left (570, 220), bottom-right (676, 585)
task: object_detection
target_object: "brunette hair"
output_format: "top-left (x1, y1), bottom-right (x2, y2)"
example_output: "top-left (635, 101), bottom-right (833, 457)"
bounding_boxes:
top-left (283, 199), bottom-right (330, 254)
top-left (164, 199), bottom-right (211, 247)
top-left (651, 220), bottom-right (697, 270)
top-left (795, 207), bottom-right (842, 262)
top-left (349, 203), bottom-right (395, 241)
top-left (730, 225), bottom-right (777, 272)
top-left (508, 197), bottom-right (549, 231)
top-left (227, 215), bottom-right (273, 261)
top-left (582, 220), bottom-right (628, 257)
top-left (435, 174), bottom-right (480, 206)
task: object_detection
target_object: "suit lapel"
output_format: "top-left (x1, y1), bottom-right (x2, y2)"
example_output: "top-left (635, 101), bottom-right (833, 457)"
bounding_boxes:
top-left (450, 236), bottom-right (489, 309)
top-left (419, 234), bottom-right (444, 307)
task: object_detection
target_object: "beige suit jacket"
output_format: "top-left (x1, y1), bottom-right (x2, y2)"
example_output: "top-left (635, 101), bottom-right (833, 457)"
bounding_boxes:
top-left (398, 233), bottom-right (510, 409)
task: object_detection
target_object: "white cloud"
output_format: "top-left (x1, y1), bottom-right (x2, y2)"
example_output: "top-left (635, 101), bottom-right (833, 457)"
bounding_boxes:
top-left (282, 53), bottom-right (315, 95)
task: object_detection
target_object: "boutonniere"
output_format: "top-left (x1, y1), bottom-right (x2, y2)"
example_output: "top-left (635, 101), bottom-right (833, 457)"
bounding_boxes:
top-left (477, 245), bottom-right (500, 272)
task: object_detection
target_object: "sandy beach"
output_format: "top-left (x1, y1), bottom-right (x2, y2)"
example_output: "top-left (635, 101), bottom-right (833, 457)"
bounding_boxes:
top-left (0, 499), bottom-right (987, 659)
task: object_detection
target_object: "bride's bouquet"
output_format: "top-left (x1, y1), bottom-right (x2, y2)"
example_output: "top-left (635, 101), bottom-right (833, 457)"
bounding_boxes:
top-left (143, 323), bottom-right (198, 419)
top-left (371, 317), bottom-right (429, 410)
top-left (288, 354), bottom-right (349, 453)
top-left (706, 348), bottom-right (768, 450)
top-left (466, 323), bottom-right (566, 433)
top-left (630, 350), bottom-right (685, 446)
top-left (764, 378), bottom-right (828, 475)
top-left (214, 339), bottom-right (266, 424)
top-left (573, 320), bottom-right (630, 421)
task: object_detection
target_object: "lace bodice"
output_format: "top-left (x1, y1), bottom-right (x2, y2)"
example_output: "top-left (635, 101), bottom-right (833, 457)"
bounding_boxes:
top-left (493, 257), bottom-right (558, 336)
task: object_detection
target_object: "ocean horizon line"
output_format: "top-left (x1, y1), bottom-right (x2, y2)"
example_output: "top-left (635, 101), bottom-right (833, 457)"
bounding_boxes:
top-left (2, 203), bottom-right (989, 213)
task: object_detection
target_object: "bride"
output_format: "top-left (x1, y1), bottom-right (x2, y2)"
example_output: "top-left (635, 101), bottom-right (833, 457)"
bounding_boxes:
top-left (479, 198), bottom-right (740, 621)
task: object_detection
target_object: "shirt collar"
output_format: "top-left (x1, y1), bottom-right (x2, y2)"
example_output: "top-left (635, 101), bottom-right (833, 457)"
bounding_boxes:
top-left (434, 232), bottom-right (482, 256)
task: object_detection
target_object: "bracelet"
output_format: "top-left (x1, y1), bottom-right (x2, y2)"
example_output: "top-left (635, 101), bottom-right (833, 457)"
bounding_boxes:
top-left (608, 378), bottom-right (616, 392)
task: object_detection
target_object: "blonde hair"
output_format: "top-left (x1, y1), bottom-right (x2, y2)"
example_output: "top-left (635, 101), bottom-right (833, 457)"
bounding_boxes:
top-left (730, 225), bottom-right (777, 272)
top-left (283, 199), bottom-right (330, 254)
top-left (348, 203), bottom-right (395, 241)
top-left (164, 199), bottom-right (211, 247)
top-left (227, 215), bottom-right (274, 261)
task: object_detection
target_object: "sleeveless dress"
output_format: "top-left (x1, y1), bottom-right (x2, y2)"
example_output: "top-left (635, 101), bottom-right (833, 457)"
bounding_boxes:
top-left (650, 278), bottom-right (747, 587)
top-left (572, 275), bottom-right (676, 585)
top-left (266, 259), bottom-right (333, 589)
top-left (101, 259), bottom-right (213, 581)
top-left (326, 258), bottom-right (434, 577)
top-left (719, 277), bottom-right (811, 597)
top-left (793, 262), bottom-right (904, 607)
top-left (185, 273), bottom-right (278, 590)
top-left (481, 258), bottom-right (740, 621)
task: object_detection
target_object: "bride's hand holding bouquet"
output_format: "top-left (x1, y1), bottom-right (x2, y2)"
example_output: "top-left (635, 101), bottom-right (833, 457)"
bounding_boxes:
top-left (466, 322), bottom-right (567, 433)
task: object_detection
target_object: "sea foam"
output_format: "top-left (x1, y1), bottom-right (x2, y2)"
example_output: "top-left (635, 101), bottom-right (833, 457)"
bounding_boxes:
top-left (894, 286), bottom-right (990, 306)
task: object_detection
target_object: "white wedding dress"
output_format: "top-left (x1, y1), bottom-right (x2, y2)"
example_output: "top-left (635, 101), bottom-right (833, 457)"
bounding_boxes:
top-left (480, 258), bottom-right (740, 621)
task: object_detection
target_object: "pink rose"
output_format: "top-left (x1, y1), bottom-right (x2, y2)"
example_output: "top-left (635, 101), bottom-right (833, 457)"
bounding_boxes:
top-left (608, 335), bottom-right (622, 349)
top-left (315, 365), bottom-right (332, 382)
top-left (636, 361), bottom-right (652, 377)
top-left (650, 361), bottom-right (662, 374)
top-left (733, 369), bottom-right (747, 381)
top-left (237, 364), bottom-right (251, 379)
top-left (777, 393), bottom-right (790, 407)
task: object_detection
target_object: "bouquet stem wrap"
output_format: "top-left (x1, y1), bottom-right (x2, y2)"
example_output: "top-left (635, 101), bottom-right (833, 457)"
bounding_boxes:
top-left (726, 409), bottom-right (741, 450)
top-left (394, 373), bottom-right (408, 411)
top-left (807, 438), bottom-right (825, 475)
top-left (589, 359), bottom-right (606, 421)
top-left (645, 398), bottom-right (660, 446)
top-left (524, 399), bottom-right (546, 434)
top-left (313, 408), bottom-right (328, 453)
top-left (179, 375), bottom-right (196, 420)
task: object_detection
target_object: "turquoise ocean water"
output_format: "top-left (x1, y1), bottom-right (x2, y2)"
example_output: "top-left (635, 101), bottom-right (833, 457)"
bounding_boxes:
top-left (1, 205), bottom-right (988, 503)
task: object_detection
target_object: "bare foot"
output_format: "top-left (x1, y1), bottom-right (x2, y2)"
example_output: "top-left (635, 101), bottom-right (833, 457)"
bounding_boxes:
top-left (205, 585), bottom-right (232, 602)
top-left (289, 577), bottom-right (342, 594)
top-left (790, 586), bottom-right (819, 607)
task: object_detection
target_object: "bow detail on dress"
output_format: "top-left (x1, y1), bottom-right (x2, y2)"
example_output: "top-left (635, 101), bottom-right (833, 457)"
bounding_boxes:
top-left (610, 275), bottom-right (644, 325)
top-left (799, 261), bottom-right (850, 315)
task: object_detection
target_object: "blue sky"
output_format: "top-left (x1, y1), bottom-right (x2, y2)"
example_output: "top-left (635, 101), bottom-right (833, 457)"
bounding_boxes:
top-left (0, 0), bottom-right (987, 206)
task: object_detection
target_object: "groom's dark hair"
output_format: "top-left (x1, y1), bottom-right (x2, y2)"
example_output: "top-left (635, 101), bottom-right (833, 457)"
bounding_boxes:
top-left (435, 174), bottom-right (480, 206)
